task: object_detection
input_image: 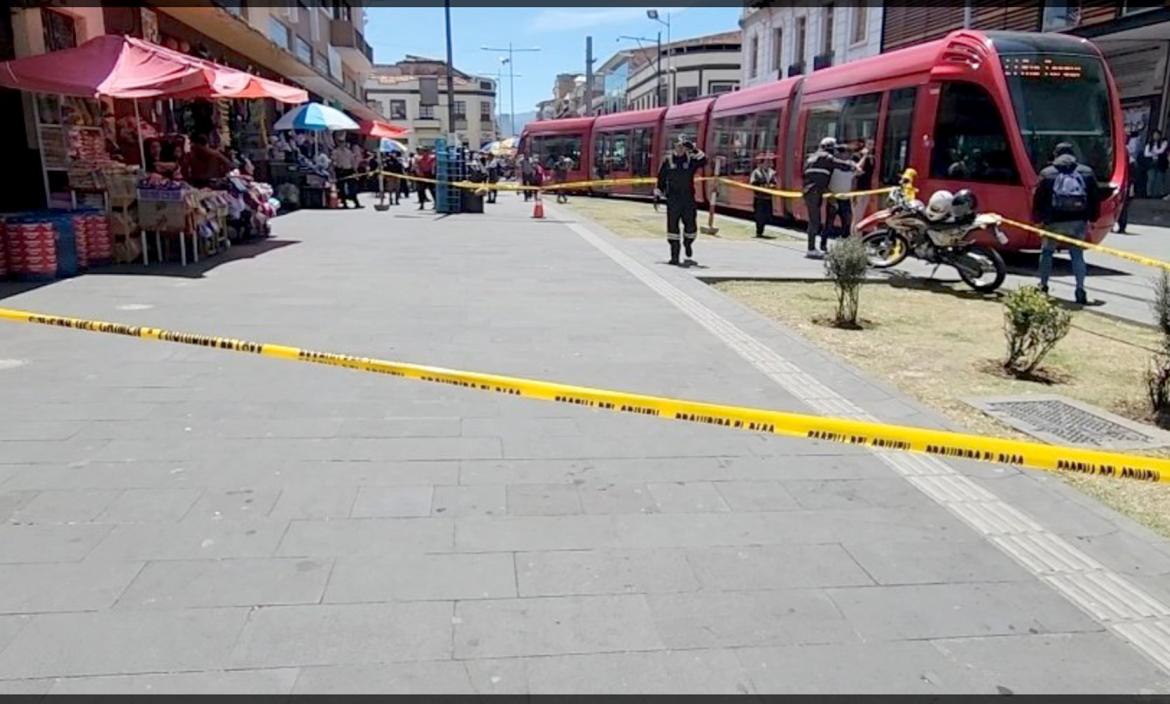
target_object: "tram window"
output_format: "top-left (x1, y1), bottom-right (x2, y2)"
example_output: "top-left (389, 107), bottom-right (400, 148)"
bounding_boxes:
top-left (880, 87), bottom-right (916, 186)
top-left (593, 133), bottom-right (609, 177)
top-left (665, 124), bottom-right (699, 153)
top-left (534, 135), bottom-right (583, 171)
top-left (931, 82), bottom-right (1019, 184)
top-left (712, 116), bottom-right (735, 172)
top-left (610, 132), bottom-right (629, 171)
top-left (753, 110), bottom-right (781, 161)
top-left (839, 93), bottom-right (880, 146)
top-left (803, 99), bottom-right (843, 156)
top-left (631, 127), bottom-right (655, 176)
top-left (731, 113), bottom-right (753, 174)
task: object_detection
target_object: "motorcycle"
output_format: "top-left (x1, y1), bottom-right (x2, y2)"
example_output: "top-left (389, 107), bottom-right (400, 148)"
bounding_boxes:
top-left (856, 187), bottom-right (1010, 293)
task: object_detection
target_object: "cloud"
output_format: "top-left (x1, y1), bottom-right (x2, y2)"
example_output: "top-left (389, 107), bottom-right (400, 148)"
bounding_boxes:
top-left (527, 7), bottom-right (687, 33)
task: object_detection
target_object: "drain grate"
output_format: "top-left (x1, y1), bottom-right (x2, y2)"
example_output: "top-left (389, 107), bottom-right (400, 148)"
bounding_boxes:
top-left (966, 394), bottom-right (1170, 450)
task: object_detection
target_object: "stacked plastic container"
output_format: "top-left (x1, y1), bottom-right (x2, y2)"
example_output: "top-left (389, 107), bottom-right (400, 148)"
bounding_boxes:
top-left (71, 211), bottom-right (112, 268)
top-left (4, 216), bottom-right (58, 280)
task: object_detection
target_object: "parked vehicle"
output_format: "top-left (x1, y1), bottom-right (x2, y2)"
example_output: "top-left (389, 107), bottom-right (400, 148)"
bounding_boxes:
top-left (857, 187), bottom-right (1010, 293)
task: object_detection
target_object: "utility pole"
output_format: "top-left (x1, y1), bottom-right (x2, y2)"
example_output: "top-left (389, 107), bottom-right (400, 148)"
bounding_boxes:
top-left (585, 36), bottom-right (596, 117)
top-left (647, 9), bottom-right (671, 106)
top-left (482, 43), bottom-right (540, 137)
top-left (443, 0), bottom-right (456, 143)
top-left (656, 31), bottom-right (662, 108)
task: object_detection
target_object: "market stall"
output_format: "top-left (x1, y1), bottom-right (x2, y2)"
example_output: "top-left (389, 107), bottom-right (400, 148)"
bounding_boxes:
top-left (273, 102), bottom-right (359, 209)
top-left (0, 34), bottom-right (306, 276)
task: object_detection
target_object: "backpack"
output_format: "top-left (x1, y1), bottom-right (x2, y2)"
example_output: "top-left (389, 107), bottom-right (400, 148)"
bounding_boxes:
top-left (1051, 170), bottom-right (1087, 213)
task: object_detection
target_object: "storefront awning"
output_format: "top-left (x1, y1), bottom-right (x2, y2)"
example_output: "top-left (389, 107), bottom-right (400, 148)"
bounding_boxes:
top-left (360, 119), bottom-right (411, 139)
top-left (0, 34), bottom-right (307, 103)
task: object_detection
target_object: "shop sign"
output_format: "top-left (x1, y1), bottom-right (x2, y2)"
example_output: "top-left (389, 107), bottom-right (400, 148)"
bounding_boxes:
top-left (1104, 41), bottom-right (1168, 99)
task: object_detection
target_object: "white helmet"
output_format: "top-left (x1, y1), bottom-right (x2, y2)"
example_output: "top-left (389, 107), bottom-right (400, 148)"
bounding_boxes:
top-left (925, 190), bottom-right (954, 222)
top-left (819, 137), bottom-right (837, 150)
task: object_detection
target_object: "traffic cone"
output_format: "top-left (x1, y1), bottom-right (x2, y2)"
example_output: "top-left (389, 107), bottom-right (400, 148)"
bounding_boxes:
top-left (532, 191), bottom-right (544, 219)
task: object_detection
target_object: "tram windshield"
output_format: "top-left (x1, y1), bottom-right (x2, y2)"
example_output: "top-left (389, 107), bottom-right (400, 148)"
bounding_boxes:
top-left (1001, 54), bottom-right (1114, 181)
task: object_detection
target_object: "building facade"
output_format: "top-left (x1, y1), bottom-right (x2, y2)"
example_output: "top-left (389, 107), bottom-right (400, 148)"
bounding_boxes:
top-left (624, 31), bottom-right (741, 111)
top-left (366, 57), bottom-right (497, 150)
top-left (739, 3), bottom-right (882, 89)
top-left (880, 4), bottom-right (1170, 141)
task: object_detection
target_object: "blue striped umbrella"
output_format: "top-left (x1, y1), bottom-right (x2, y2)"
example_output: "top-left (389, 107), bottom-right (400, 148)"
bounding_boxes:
top-left (273, 102), bottom-right (359, 132)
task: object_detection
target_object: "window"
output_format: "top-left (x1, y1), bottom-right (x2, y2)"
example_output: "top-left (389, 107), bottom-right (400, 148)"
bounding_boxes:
top-left (772, 28), bottom-right (784, 72)
top-left (295, 36), bottom-right (312, 64)
top-left (880, 87), bottom-right (916, 186)
top-left (730, 114), bottom-right (754, 174)
top-left (310, 4), bottom-right (320, 40)
top-left (610, 132), bottom-right (630, 171)
top-left (328, 46), bottom-right (342, 79)
top-left (479, 80), bottom-right (493, 91)
top-left (268, 18), bottom-right (291, 50)
top-left (749, 35), bottom-right (759, 78)
top-left (822, 4), bottom-right (835, 56)
top-left (794, 16), bottom-right (807, 67)
top-left (284, 3), bottom-right (299, 22)
top-left (532, 134), bottom-right (583, 170)
top-left (676, 86), bottom-right (700, 104)
top-left (480, 101), bottom-right (493, 121)
top-left (753, 110), bottom-right (781, 162)
top-left (1002, 54), bottom-right (1113, 179)
top-left (1042, 1), bottom-right (1080, 31)
top-left (42, 9), bottom-right (77, 52)
top-left (665, 123), bottom-right (699, 154)
top-left (803, 93), bottom-right (879, 157)
top-left (631, 127), bottom-right (655, 179)
top-left (931, 82), bottom-right (1019, 183)
top-left (314, 51), bottom-right (328, 75)
top-left (708, 81), bottom-right (737, 95)
top-left (389, 100), bottom-right (407, 120)
top-left (453, 100), bottom-right (466, 118)
top-left (851, 6), bottom-right (867, 45)
top-left (419, 104), bottom-right (436, 119)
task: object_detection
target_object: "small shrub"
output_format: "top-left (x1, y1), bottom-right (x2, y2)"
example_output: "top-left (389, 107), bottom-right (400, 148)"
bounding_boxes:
top-left (1148, 271), bottom-right (1170, 425)
top-left (824, 237), bottom-right (869, 328)
top-left (1002, 285), bottom-right (1071, 376)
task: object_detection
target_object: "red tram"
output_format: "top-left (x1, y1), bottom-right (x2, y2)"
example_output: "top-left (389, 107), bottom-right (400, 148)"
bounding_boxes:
top-left (520, 30), bottom-right (1124, 249)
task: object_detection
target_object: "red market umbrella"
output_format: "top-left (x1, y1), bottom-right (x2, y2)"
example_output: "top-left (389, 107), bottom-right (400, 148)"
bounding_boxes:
top-left (360, 119), bottom-right (411, 139)
top-left (0, 34), bottom-right (209, 98)
top-left (0, 34), bottom-right (307, 103)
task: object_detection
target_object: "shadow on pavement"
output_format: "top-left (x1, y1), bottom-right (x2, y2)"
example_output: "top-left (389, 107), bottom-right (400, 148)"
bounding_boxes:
top-left (0, 239), bottom-right (300, 300)
top-left (883, 271), bottom-right (1006, 301)
top-left (1002, 251), bottom-right (1130, 280)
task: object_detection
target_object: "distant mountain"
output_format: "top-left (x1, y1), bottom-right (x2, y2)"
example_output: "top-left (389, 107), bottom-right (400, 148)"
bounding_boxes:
top-left (498, 111), bottom-right (537, 138)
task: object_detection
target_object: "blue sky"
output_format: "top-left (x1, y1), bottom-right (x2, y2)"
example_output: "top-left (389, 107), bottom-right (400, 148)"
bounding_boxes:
top-left (365, 5), bottom-right (742, 116)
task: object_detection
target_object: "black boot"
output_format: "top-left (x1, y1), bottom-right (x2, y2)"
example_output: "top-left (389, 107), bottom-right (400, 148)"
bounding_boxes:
top-left (683, 239), bottom-right (694, 260)
top-left (668, 240), bottom-right (681, 265)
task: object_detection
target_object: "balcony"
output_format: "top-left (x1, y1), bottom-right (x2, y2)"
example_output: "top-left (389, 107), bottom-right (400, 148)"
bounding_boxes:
top-left (813, 52), bottom-right (833, 71)
top-left (786, 62), bottom-right (804, 77)
top-left (330, 17), bottom-right (373, 68)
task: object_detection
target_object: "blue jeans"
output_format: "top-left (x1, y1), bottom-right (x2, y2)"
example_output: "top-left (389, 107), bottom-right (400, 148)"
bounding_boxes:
top-left (1038, 220), bottom-right (1087, 295)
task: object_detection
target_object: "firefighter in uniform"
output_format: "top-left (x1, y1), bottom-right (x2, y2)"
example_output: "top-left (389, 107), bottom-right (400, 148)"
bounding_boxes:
top-left (802, 136), bottom-right (860, 258)
top-left (656, 135), bottom-right (707, 265)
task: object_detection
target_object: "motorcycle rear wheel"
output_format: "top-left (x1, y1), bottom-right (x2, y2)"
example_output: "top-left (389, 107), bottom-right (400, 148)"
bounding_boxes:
top-left (955, 245), bottom-right (1007, 293)
top-left (860, 229), bottom-right (909, 268)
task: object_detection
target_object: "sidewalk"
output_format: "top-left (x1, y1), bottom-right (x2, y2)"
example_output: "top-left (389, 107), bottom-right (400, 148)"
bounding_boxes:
top-left (0, 192), bottom-right (1167, 693)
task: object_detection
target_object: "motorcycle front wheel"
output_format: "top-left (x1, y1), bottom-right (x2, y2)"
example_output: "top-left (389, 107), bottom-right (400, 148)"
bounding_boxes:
top-left (860, 229), bottom-right (909, 268)
top-left (954, 245), bottom-right (1007, 293)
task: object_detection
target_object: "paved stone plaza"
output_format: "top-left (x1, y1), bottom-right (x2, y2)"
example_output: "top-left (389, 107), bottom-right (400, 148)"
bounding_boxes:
top-left (1, 193), bottom-right (1170, 694)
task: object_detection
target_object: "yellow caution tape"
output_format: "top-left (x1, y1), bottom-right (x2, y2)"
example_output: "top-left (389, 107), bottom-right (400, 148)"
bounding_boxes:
top-left (1, 306), bottom-right (1167, 483)
top-left (1001, 217), bottom-right (1170, 273)
top-left (717, 177), bottom-right (895, 201)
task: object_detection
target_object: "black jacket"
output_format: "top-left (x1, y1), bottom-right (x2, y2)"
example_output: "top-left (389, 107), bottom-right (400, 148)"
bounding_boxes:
top-left (803, 149), bottom-right (856, 193)
top-left (657, 151), bottom-right (707, 205)
top-left (1032, 154), bottom-right (1101, 224)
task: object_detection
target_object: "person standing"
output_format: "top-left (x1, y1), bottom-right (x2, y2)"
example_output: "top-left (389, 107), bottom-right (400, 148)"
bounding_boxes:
top-left (851, 139), bottom-right (876, 233)
top-left (1033, 142), bottom-right (1100, 305)
top-left (554, 155), bottom-right (571, 204)
top-left (520, 155), bottom-right (536, 201)
top-left (802, 137), bottom-right (859, 258)
top-left (384, 152), bottom-right (404, 205)
top-left (486, 153), bottom-right (501, 204)
top-left (416, 147), bottom-right (436, 210)
top-left (656, 136), bottom-right (708, 266)
top-left (331, 140), bottom-right (361, 208)
top-left (749, 154), bottom-right (777, 238)
top-left (826, 143), bottom-right (859, 242)
top-left (1117, 133), bottom-right (1141, 233)
top-left (1146, 129), bottom-right (1169, 198)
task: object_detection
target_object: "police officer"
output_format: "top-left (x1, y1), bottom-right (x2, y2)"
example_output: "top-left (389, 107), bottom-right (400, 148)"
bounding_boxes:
top-left (803, 136), bottom-right (860, 258)
top-left (656, 135), bottom-right (707, 266)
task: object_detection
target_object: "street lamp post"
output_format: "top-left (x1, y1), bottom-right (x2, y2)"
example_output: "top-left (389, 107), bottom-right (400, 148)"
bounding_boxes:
top-left (444, 0), bottom-right (456, 143)
top-left (647, 9), bottom-right (671, 106)
top-left (481, 43), bottom-right (540, 137)
top-left (478, 68), bottom-right (522, 140)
